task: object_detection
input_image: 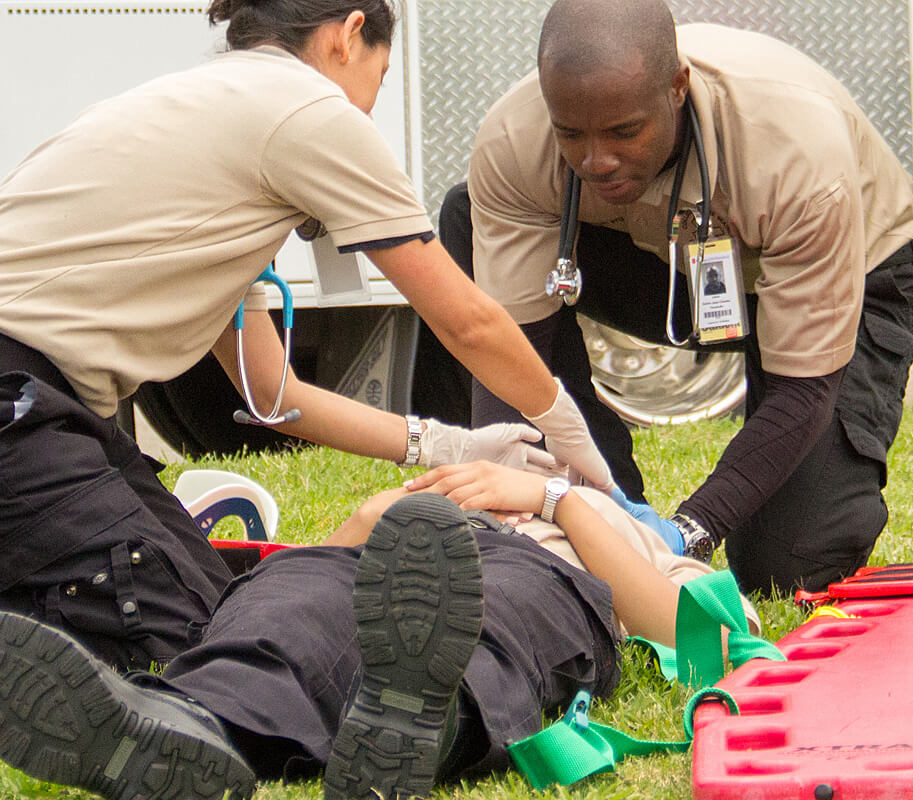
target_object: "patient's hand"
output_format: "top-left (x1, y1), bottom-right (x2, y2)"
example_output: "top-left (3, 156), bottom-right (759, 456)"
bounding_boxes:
top-left (323, 487), bottom-right (408, 546)
top-left (406, 461), bottom-right (548, 517)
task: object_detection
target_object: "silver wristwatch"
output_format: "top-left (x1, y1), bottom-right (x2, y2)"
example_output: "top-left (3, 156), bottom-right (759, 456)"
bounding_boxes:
top-left (399, 415), bottom-right (423, 467)
top-left (669, 513), bottom-right (715, 564)
top-left (540, 477), bottom-right (571, 523)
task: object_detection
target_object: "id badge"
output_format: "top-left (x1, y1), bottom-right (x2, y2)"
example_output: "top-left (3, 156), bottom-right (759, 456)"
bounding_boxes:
top-left (686, 237), bottom-right (749, 344)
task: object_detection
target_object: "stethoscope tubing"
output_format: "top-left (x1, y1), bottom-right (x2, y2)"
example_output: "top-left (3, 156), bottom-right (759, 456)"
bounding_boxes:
top-left (233, 263), bottom-right (301, 426)
top-left (553, 92), bottom-right (712, 348)
top-left (559, 166), bottom-right (581, 262)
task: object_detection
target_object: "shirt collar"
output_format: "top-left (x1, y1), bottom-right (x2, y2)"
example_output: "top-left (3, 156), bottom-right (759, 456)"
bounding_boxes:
top-left (249, 44), bottom-right (300, 61)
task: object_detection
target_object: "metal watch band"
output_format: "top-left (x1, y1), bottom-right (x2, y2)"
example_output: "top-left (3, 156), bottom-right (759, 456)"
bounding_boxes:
top-left (399, 415), bottom-right (423, 467)
top-left (669, 512), bottom-right (715, 564)
top-left (541, 478), bottom-right (570, 524)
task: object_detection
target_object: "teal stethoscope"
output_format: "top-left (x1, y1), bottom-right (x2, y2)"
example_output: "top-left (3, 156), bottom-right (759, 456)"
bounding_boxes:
top-left (232, 263), bottom-right (302, 426)
top-left (546, 95), bottom-right (711, 347)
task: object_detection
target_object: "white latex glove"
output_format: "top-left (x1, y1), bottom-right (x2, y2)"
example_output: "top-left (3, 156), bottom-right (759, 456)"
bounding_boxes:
top-left (522, 378), bottom-right (617, 491)
top-left (418, 419), bottom-right (563, 476)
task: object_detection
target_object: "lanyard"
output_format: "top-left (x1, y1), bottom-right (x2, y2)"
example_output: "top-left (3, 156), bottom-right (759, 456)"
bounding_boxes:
top-left (666, 94), bottom-right (712, 346)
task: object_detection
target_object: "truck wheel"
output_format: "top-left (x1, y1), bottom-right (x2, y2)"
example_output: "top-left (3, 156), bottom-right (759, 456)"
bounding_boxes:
top-left (579, 317), bottom-right (746, 426)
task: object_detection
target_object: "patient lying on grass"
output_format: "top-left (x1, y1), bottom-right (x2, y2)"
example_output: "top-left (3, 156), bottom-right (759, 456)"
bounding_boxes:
top-left (327, 459), bottom-right (761, 643)
top-left (0, 460), bottom-right (759, 800)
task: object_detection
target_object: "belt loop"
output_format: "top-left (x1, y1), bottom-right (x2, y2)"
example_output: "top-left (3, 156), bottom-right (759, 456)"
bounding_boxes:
top-left (464, 510), bottom-right (523, 537)
top-left (110, 542), bottom-right (142, 630)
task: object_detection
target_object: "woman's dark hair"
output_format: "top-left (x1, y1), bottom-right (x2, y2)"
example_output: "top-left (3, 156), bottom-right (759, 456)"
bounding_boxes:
top-left (207, 0), bottom-right (396, 54)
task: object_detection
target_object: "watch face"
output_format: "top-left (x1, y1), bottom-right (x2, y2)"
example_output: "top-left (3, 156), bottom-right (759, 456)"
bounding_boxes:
top-left (546, 477), bottom-right (570, 493)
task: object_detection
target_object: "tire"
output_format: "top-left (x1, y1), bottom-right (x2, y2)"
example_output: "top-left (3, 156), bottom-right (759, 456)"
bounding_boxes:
top-left (578, 317), bottom-right (746, 426)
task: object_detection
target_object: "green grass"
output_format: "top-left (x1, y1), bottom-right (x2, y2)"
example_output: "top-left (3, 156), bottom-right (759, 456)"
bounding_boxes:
top-left (6, 409), bottom-right (913, 799)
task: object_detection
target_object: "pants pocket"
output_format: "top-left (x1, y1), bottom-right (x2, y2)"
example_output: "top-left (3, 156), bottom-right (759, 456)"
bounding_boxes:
top-left (5, 521), bottom-right (215, 671)
top-left (837, 263), bottom-right (913, 468)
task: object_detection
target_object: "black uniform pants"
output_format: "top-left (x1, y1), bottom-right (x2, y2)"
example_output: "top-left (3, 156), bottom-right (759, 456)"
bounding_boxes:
top-left (160, 531), bottom-right (621, 782)
top-left (435, 182), bottom-right (913, 593)
top-left (0, 336), bottom-right (233, 671)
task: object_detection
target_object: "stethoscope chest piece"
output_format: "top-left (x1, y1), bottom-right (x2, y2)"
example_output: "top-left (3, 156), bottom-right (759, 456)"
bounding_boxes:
top-left (546, 167), bottom-right (584, 306)
top-left (546, 258), bottom-right (582, 305)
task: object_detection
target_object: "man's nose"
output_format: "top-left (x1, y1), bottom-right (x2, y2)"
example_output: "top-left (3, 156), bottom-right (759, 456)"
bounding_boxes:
top-left (582, 139), bottom-right (621, 177)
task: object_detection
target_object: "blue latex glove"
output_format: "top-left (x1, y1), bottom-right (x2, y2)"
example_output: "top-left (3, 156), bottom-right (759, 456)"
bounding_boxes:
top-left (609, 488), bottom-right (684, 555)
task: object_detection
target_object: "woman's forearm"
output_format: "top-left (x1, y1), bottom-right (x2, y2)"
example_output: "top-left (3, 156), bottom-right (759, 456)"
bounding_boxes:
top-left (211, 315), bottom-right (412, 461)
top-left (368, 239), bottom-right (559, 417)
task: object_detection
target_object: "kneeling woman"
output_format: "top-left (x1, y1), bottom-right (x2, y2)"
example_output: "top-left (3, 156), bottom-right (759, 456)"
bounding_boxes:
top-left (0, 0), bottom-right (607, 670)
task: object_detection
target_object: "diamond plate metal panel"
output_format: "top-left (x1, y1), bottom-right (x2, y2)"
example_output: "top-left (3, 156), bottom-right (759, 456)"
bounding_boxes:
top-left (417, 0), bottom-right (912, 222)
top-left (419, 0), bottom-right (553, 221)
top-left (666, 0), bottom-right (912, 172)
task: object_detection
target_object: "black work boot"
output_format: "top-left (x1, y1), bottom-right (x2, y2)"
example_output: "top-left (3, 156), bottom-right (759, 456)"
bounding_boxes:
top-left (0, 610), bottom-right (256, 800)
top-left (323, 494), bottom-right (484, 800)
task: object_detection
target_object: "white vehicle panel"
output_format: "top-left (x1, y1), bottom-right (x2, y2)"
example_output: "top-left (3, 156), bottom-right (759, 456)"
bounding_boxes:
top-left (0, 0), bottom-right (411, 308)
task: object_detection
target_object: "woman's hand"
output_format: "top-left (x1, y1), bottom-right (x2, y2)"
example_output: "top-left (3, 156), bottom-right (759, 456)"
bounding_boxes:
top-left (405, 460), bottom-right (548, 516)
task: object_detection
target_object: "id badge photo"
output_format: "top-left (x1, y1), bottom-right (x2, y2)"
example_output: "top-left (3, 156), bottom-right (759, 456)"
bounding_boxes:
top-left (686, 237), bottom-right (749, 344)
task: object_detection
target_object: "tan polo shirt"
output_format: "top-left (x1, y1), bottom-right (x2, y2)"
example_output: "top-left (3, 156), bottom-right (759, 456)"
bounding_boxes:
top-left (0, 46), bottom-right (431, 417)
top-left (517, 486), bottom-right (761, 636)
top-left (469, 24), bottom-right (913, 378)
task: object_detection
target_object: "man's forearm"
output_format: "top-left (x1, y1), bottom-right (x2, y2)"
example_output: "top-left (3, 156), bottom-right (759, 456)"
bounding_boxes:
top-left (678, 368), bottom-right (844, 542)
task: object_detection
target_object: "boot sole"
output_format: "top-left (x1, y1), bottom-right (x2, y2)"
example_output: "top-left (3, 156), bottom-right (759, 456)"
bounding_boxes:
top-left (324, 494), bottom-right (484, 800)
top-left (0, 611), bottom-right (256, 800)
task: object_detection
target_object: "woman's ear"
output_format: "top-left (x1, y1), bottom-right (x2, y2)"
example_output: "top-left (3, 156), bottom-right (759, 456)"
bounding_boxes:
top-left (336, 9), bottom-right (366, 65)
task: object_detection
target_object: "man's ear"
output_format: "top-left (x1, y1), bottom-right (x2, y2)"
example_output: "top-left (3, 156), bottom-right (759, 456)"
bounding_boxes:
top-left (671, 62), bottom-right (690, 107)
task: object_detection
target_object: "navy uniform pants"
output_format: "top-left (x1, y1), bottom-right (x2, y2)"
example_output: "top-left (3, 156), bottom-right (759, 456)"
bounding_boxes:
top-left (0, 335), bottom-right (233, 671)
top-left (160, 532), bottom-right (621, 782)
top-left (435, 182), bottom-right (913, 594)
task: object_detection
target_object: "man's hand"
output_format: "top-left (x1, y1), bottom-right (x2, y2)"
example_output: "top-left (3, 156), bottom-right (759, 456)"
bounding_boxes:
top-left (419, 419), bottom-right (562, 476)
top-left (523, 379), bottom-right (616, 490)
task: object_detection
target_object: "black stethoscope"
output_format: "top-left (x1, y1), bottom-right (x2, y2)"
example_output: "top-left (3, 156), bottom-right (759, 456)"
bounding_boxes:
top-left (546, 94), bottom-right (711, 347)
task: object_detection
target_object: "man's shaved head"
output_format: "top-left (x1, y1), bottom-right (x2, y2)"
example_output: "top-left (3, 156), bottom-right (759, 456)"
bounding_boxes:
top-left (536, 0), bottom-right (689, 206)
top-left (538, 0), bottom-right (679, 90)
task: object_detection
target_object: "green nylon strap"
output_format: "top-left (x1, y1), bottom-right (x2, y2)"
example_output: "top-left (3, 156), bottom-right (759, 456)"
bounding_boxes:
top-left (507, 687), bottom-right (739, 790)
top-left (631, 570), bottom-right (784, 686)
top-left (507, 570), bottom-right (785, 789)
top-left (672, 570), bottom-right (785, 688)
